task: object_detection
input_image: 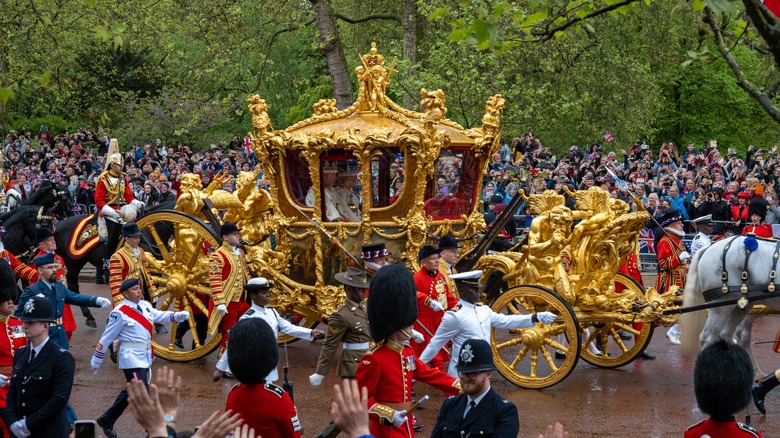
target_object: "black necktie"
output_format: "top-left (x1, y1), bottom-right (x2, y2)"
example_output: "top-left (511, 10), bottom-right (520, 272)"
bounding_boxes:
top-left (464, 400), bottom-right (476, 418)
top-left (28, 349), bottom-right (36, 365)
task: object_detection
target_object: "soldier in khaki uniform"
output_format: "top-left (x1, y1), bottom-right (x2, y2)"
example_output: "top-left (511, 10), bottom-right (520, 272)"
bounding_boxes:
top-left (309, 266), bottom-right (372, 387)
top-left (210, 222), bottom-right (250, 352)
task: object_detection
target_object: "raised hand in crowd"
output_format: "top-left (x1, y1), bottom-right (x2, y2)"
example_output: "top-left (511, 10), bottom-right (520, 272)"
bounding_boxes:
top-left (538, 422), bottom-right (568, 438)
top-left (126, 379), bottom-right (168, 438)
top-left (154, 365), bottom-right (181, 424)
top-left (331, 379), bottom-right (371, 438)
top-left (192, 410), bottom-right (244, 438)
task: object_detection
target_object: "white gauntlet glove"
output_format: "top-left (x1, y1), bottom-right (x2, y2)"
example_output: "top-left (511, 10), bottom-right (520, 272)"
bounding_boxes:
top-left (679, 251), bottom-right (691, 262)
top-left (536, 311), bottom-right (557, 324)
top-left (410, 329), bottom-right (425, 343)
top-left (428, 299), bottom-right (444, 312)
top-left (96, 297), bottom-right (111, 309)
top-left (173, 311), bottom-right (190, 323)
top-left (215, 304), bottom-right (228, 315)
top-left (309, 373), bottom-right (325, 387)
top-left (100, 205), bottom-right (122, 222)
top-left (0, 374), bottom-right (9, 387)
top-left (392, 409), bottom-right (408, 427)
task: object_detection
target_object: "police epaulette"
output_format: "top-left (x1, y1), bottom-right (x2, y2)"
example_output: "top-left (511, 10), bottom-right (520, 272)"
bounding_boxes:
top-left (245, 309), bottom-right (255, 316)
top-left (737, 422), bottom-right (760, 437)
top-left (264, 383), bottom-right (285, 398)
top-left (451, 304), bottom-right (462, 312)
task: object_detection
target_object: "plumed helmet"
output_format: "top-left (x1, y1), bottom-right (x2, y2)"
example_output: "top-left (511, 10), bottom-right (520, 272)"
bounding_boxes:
top-left (694, 340), bottom-right (753, 417)
top-left (227, 318), bottom-right (279, 384)
top-left (748, 197), bottom-right (768, 222)
top-left (0, 259), bottom-right (18, 303)
top-left (367, 263), bottom-right (417, 342)
top-left (105, 138), bottom-right (123, 169)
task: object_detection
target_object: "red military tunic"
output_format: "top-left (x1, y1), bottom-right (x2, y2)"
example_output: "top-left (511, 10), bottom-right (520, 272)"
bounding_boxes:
top-left (685, 418), bottom-right (761, 437)
top-left (33, 250), bottom-right (76, 336)
top-left (0, 314), bottom-right (25, 437)
top-left (655, 234), bottom-right (687, 294)
top-left (209, 243), bottom-right (250, 349)
top-left (356, 340), bottom-right (461, 438)
top-left (742, 223), bottom-right (773, 238)
top-left (0, 250), bottom-right (36, 283)
top-left (95, 171), bottom-right (135, 211)
top-left (109, 243), bottom-right (157, 306)
top-left (412, 269), bottom-right (457, 370)
top-left (225, 383), bottom-right (301, 438)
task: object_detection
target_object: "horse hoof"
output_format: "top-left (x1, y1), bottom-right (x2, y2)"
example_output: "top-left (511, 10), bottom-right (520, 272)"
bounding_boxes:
top-left (85, 319), bottom-right (97, 328)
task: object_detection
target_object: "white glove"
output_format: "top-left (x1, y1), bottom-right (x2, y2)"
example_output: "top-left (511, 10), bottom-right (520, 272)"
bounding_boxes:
top-left (100, 204), bottom-right (122, 222)
top-left (91, 357), bottom-right (101, 374)
top-left (428, 299), bottom-right (444, 312)
top-left (10, 420), bottom-right (30, 438)
top-left (536, 311), bottom-right (557, 325)
top-left (679, 251), bottom-right (691, 262)
top-left (0, 374), bottom-right (9, 388)
top-left (309, 373), bottom-right (325, 387)
top-left (96, 297), bottom-right (111, 309)
top-left (173, 311), bottom-right (189, 323)
top-left (131, 199), bottom-right (145, 209)
top-left (392, 409), bottom-right (408, 427)
top-left (215, 304), bottom-right (228, 315)
top-left (411, 329), bottom-right (425, 343)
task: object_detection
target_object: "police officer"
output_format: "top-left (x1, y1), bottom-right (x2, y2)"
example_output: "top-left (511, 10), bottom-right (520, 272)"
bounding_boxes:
top-left (92, 278), bottom-right (189, 438)
top-left (431, 338), bottom-right (519, 438)
top-left (15, 253), bottom-right (110, 350)
top-left (0, 260), bottom-right (23, 438)
top-left (4, 295), bottom-right (75, 438)
top-left (420, 270), bottom-right (555, 377)
top-left (214, 277), bottom-right (324, 383)
top-left (310, 267), bottom-right (371, 387)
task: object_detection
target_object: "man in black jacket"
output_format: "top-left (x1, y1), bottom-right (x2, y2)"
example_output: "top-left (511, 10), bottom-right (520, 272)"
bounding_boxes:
top-left (4, 295), bottom-right (75, 438)
top-left (431, 338), bottom-right (519, 437)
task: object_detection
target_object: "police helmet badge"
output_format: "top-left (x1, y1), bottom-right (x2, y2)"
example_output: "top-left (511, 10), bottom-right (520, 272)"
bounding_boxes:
top-left (23, 298), bottom-right (35, 314)
top-left (460, 343), bottom-right (474, 364)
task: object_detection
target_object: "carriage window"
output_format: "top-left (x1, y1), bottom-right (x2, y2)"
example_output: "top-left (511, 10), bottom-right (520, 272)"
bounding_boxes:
top-left (304, 155), bottom-right (362, 222)
top-left (371, 148), bottom-right (404, 208)
top-left (284, 150), bottom-right (312, 207)
top-left (423, 148), bottom-right (478, 218)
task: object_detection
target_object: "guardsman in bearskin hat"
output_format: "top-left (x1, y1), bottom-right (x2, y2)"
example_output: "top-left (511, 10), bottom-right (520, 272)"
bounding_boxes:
top-left (32, 227), bottom-right (76, 341)
top-left (0, 221), bottom-right (36, 283)
top-left (213, 277), bottom-right (324, 382)
top-left (431, 338), bottom-right (519, 437)
top-left (15, 253), bottom-right (110, 350)
top-left (743, 197), bottom-right (773, 238)
top-left (685, 340), bottom-right (762, 437)
top-left (92, 278), bottom-right (189, 438)
top-left (109, 222), bottom-right (165, 335)
top-left (420, 270), bottom-right (556, 377)
top-left (361, 243), bottom-right (390, 274)
top-left (413, 246), bottom-right (458, 371)
top-left (224, 318), bottom-right (302, 438)
top-left (209, 222), bottom-right (250, 352)
top-left (0, 259), bottom-right (24, 438)
top-left (6, 295), bottom-right (75, 438)
top-left (356, 263), bottom-right (461, 438)
top-left (655, 209), bottom-right (689, 296)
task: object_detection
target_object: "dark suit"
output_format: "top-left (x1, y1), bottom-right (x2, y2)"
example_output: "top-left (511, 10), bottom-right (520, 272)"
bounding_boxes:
top-left (15, 281), bottom-right (100, 349)
top-left (4, 340), bottom-right (75, 438)
top-left (431, 387), bottom-right (519, 438)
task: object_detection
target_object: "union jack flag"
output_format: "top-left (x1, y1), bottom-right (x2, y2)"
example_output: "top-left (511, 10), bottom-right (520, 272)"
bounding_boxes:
top-left (243, 136), bottom-right (253, 157)
top-left (604, 131), bottom-right (614, 142)
top-left (638, 228), bottom-right (655, 254)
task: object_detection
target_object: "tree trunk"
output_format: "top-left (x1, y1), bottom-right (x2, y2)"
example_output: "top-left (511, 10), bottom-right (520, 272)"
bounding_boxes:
top-left (402, 0), bottom-right (417, 109)
top-left (311, 0), bottom-right (353, 109)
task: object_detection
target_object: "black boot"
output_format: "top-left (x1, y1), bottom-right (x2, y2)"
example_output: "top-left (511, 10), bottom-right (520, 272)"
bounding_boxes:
top-left (753, 373), bottom-right (780, 415)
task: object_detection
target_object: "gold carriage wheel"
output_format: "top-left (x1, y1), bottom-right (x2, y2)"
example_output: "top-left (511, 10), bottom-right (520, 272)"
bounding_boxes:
top-left (490, 285), bottom-right (580, 389)
top-left (135, 210), bottom-right (223, 362)
top-left (579, 273), bottom-right (654, 368)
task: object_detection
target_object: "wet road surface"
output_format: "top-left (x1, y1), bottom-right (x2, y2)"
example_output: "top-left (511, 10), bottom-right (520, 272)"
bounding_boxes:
top-left (67, 282), bottom-right (780, 437)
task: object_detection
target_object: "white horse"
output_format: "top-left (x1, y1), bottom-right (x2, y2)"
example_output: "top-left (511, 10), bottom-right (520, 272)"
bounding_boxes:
top-left (681, 235), bottom-right (780, 377)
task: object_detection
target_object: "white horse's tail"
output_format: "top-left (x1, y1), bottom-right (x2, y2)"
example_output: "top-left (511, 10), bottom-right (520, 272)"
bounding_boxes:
top-left (681, 248), bottom-right (706, 356)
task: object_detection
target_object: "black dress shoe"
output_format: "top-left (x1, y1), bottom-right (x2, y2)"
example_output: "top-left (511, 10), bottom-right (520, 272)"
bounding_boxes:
top-left (638, 351), bottom-right (656, 360)
top-left (618, 330), bottom-right (632, 340)
top-left (85, 319), bottom-right (97, 328)
top-left (96, 417), bottom-right (118, 438)
top-left (155, 323), bottom-right (168, 334)
top-left (555, 351), bottom-right (566, 359)
top-left (174, 337), bottom-right (184, 349)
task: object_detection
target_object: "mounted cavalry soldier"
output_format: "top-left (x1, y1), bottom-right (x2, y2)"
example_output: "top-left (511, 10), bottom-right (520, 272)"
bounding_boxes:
top-left (95, 139), bottom-right (145, 275)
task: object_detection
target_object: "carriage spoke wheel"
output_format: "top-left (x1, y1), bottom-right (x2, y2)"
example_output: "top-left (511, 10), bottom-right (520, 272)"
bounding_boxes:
top-left (135, 210), bottom-right (222, 362)
top-left (579, 273), bottom-right (654, 368)
top-left (490, 285), bottom-right (580, 389)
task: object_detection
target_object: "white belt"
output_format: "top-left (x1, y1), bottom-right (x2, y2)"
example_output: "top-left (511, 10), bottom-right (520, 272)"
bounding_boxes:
top-left (342, 342), bottom-right (369, 350)
top-left (121, 342), bottom-right (152, 350)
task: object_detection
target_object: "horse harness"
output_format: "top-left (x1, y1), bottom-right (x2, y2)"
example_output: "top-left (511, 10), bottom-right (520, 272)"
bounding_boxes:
top-left (701, 235), bottom-right (780, 309)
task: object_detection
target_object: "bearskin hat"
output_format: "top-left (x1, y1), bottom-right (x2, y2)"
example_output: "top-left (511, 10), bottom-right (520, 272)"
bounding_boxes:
top-left (694, 340), bottom-right (753, 417)
top-left (748, 197), bottom-right (769, 222)
top-left (0, 259), bottom-right (17, 303)
top-left (227, 318), bottom-right (278, 384)
top-left (367, 263), bottom-right (417, 342)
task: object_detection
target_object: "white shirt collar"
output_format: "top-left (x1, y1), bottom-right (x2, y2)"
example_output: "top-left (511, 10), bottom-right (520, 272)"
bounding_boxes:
top-left (31, 336), bottom-right (50, 358)
top-left (467, 385), bottom-right (491, 407)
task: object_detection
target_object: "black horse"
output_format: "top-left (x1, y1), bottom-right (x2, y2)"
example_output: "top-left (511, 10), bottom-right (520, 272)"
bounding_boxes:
top-left (0, 180), bottom-right (73, 260)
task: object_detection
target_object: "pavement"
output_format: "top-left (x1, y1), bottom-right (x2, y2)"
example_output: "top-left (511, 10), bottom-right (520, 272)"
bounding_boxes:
top-left (67, 281), bottom-right (780, 437)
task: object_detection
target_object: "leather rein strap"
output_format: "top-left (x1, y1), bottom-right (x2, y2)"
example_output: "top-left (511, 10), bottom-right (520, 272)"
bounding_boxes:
top-left (702, 236), bottom-right (780, 303)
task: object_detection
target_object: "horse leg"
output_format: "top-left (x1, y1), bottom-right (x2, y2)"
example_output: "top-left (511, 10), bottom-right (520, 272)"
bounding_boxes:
top-left (699, 306), bottom-right (743, 349)
top-left (735, 314), bottom-right (766, 379)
